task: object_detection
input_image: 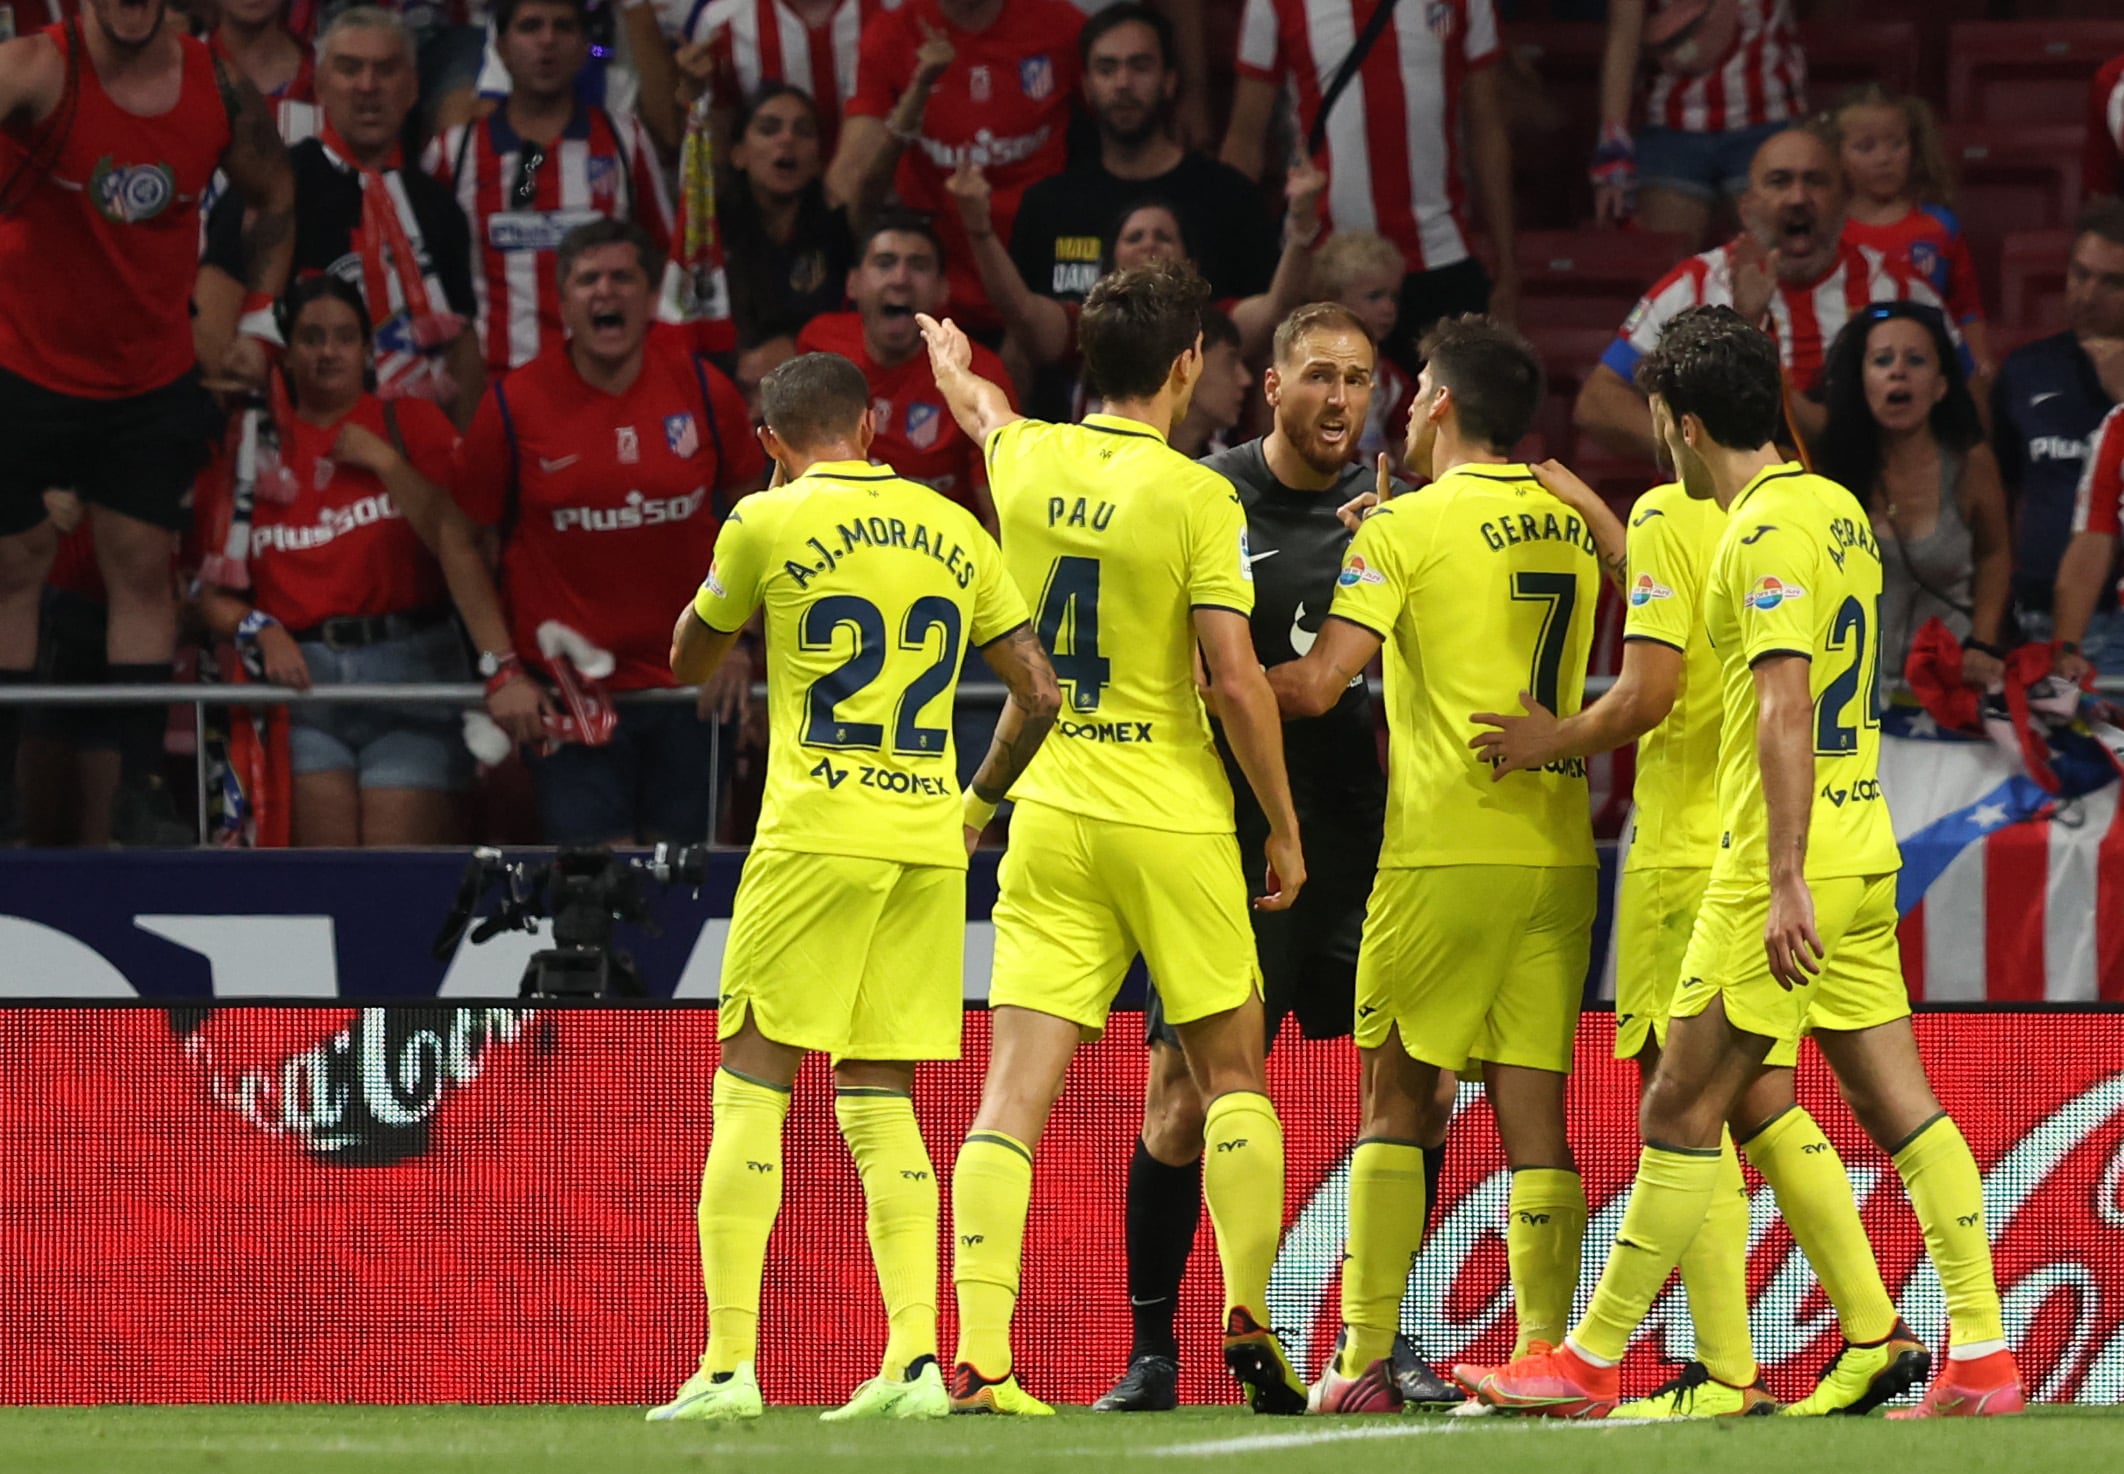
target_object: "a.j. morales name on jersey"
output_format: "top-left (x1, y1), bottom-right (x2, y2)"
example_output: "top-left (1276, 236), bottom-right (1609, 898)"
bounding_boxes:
top-left (778, 511), bottom-right (984, 590)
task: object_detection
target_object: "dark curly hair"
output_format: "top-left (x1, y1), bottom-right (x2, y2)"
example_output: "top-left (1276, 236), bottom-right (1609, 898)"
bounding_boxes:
top-left (1635, 305), bottom-right (1783, 450)
top-left (1814, 301), bottom-right (1981, 510)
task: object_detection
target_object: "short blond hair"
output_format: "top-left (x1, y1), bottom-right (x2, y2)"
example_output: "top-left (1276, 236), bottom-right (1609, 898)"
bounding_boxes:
top-left (1310, 231), bottom-right (1406, 301)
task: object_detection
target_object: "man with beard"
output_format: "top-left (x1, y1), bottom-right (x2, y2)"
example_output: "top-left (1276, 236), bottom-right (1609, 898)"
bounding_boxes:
top-left (1096, 303), bottom-right (1457, 1414)
top-left (0, 0), bottom-right (292, 833)
top-left (1576, 126), bottom-right (1959, 465)
top-left (1010, 5), bottom-right (1274, 331)
top-left (798, 211), bottom-right (1012, 525)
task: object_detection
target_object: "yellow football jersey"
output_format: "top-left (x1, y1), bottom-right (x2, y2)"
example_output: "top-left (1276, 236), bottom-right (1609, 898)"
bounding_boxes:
top-left (1329, 462), bottom-right (1600, 869)
top-left (1621, 482), bottom-right (1726, 871)
top-left (983, 413), bottom-right (1253, 834)
top-left (1703, 464), bottom-right (1902, 883)
top-left (692, 460), bottom-right (1028, 868)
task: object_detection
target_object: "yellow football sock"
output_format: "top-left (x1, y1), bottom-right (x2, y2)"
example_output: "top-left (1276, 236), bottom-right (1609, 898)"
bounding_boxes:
top-left (1338, 1139), bottom-right (1425, 1375)
top-left (836, 1088), bottom-right (940, 1380)
top-left (1892, 1114), bottom-right (2005, 1346)
top-left (1741, 1105), bottom-right (1898, 1344)
top-left (950, 1129), bottom-right (1032, 1378)
top-left (698, 1067), bottom-right (791, 1374)
top-left (1202, 1091), bottom-right (1285, 1328)
top-left (1676, 1130), bottom-right (1758, 1386)
top-left (1572, 1144), bottom-right (1719, 1364)
top-left (1508, 1167), bottom-right (1588, 1356)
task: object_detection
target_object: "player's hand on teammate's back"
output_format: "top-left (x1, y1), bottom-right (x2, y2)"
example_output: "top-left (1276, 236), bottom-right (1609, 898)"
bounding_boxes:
top-left (1525, 459), bottom-right (1602, 518)
top-left (1255, 829), bottom-right (1306, 911)
top-left (1764, 875), bottom-right (1825, 989)
top-left (1468, 691), bottom-right (1559, 779)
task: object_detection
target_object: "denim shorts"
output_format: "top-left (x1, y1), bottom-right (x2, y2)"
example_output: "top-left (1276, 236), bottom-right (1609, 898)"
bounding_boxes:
top-left (287, 621), bottom-right (474, 792)
top-left (529, 699), bottom-right (721, 845)
top-left (1637, 120), bottom-right (1787, 202)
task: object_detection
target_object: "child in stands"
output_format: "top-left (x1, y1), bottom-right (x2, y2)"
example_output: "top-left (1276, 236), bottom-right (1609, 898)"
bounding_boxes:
top-left (1310, 231), bottom-right (1414, 467)
top-left (1833, 84), bottom-right (1995, 379)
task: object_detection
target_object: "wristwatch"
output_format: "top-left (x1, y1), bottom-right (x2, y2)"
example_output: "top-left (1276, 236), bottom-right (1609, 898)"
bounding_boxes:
top-left (478, 649), bottom-right (518, 679)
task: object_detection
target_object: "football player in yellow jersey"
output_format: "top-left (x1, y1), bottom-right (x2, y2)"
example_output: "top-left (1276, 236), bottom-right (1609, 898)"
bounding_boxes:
top-left (1473, 465), bottom-right (1918, 1419)
top-left (649, 352), bottom-right (1061, 1424)
top-left (1477, 307), bottom-right (2020, 1420)
top-left (1265, 316), bottom-right (1601, 1411)
top-left (917, 262), bottom-right (1312, 1417)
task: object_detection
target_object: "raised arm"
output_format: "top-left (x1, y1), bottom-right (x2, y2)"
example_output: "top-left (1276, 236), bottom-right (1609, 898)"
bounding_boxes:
top-left (1219, 74), bottom-right (1278, 183)
top-left (825, 22), bottom-right (955, 229)
top-left (213, 57), bottom-right (296, 376)
top-left (1755, 653), bottom-right (1824, 988)
top-left (620, 0), bottom-right (683, 162)
top-left (942, 161), bottom-right (1073, 366)
top-left (960, 623), bottom-right (1062, 848)
top-left (917, 310), bottom-right (1022, 445)
top-left (1197, 606), bottom-right (1304, 909)
top-left (1229, 158), bottom-right (1324, 359)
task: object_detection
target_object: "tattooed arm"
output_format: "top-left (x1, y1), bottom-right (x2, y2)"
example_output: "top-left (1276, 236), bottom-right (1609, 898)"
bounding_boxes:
top-left (212, 56), bottom-right (295, 385)
top-left (962, 623), bottom-right (1060, 850)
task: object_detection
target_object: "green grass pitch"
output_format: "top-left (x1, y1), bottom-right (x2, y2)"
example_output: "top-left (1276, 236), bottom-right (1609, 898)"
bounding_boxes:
top-left (4, 1404), bottom-right (2117, 1474)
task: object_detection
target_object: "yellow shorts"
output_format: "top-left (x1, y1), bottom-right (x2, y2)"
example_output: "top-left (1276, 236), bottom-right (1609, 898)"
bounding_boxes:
top-left (1614, 866), bottom-right (1801, 1068)
top-left (718, 845), bottom-right (964, 1062)
top-left (1355, 864), bottom-right (1595, 1073)
top-left (988, 799), bottom-right (1260, 1039)
top-left (1670, 872), bottom-right (1907, 1049)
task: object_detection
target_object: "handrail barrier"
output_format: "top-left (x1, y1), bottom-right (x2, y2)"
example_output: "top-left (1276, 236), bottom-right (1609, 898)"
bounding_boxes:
top-left (8, 674), bottom-right (2121, 845)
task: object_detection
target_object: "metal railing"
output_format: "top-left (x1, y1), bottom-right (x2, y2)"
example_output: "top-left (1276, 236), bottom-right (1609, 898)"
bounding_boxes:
top-left (6, 671), bottom-right (2120, 846)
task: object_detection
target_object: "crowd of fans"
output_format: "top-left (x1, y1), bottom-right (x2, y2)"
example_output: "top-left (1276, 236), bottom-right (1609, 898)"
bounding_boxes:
top-left (2, 0), bottom-right (2122, 848)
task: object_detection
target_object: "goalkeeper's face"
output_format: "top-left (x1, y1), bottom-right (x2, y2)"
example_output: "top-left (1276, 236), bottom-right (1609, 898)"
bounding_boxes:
top-left (1269, 326), bottom-right (1376, 475)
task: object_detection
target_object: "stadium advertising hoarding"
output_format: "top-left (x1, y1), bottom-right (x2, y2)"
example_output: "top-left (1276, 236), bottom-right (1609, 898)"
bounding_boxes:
top-left (2, 1007), bottom-right (2119, 1407)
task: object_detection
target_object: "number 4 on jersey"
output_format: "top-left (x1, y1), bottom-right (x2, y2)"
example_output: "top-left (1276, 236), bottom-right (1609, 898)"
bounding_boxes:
top-left (1036, 555), bottom-right (1110, 712)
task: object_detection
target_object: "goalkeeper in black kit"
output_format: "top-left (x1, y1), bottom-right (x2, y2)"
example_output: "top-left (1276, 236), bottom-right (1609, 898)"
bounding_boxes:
top-left (1096, 304), bottom-right (1457, 1413)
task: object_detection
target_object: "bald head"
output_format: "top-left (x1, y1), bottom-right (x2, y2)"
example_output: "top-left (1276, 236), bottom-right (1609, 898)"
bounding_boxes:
top-left (1742, 127), bottom-right (1846, 282)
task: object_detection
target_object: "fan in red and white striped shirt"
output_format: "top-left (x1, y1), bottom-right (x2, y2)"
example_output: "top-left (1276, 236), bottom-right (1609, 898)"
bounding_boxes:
top-left (1580, 127), bottom-right (1963, 463)
top-left (681, 0), bottom-right (898, 154)
top-left (1644, 0), bottom-right (1805, 136)
top-left (2054, 403), bottom-right (2124, 684)
top-left (2086, 53), bottom-right (2124, 204)
top-left (427, 0), bottom-right (676, 375)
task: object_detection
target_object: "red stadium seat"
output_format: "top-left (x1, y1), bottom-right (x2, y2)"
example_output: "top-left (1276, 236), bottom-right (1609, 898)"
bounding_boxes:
top-left (1947, 22), bottom-right (2124, 127)
top-left (1996, 229), bottom-right (2079, 341)
top-left (1946, 124), bottom-right (2085, 294)
top-left (1800, 23), bottom-right (1919, 107)
top-left (1515, 229), bottom-right (1694, 331)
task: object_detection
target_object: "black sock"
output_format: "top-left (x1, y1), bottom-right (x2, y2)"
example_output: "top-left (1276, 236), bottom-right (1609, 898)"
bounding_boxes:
top-left (1422, 1139), bottom-right (1446, 1233)
top-left (105, 662), bottom-right (172, 787)
top-left (1126, 1136), bottom-right (1202, 1363)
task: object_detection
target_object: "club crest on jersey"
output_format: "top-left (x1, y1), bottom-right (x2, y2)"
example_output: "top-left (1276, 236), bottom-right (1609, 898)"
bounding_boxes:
top-left (1020, 55), bottom-right (1054, 100)
top-left (1910, 240), bottom-right (1941, 281)
top-left (969, 65), bottom-right (991, 102)
top-left (665, 412), bottom-right (699, 458)
top-left (1425, 0), bottom-right (1457, 38)
top-left (616, 425), bottom-right (640, 464)
top-left (1629, 573), bottom-right (1674, 606)
top-left (905, 402), bottom-right (942, 450)
top-left (1338, 554), bottom-right (1385, 588)
top-left (90, 157), bottom-right (177, 224)
top-left (1746, 575), bottom-right (1805, 611)
top-left (585, 154), bottom-right (620, 199)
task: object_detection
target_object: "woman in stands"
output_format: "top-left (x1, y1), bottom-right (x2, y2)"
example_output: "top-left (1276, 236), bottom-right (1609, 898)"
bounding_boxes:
top-left (197, 277), bottom-right (473, 847)
top-left (1831, 84), bottom-right (1996, 380)
top-left (1817, 301), bottom-right (2014, 693)
top-left (719, 83), bottom-right (856, 356)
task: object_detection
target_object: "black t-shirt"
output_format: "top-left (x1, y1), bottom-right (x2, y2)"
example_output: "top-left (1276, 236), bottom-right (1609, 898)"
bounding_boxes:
top-left (1008, 151), bottom-right (1278, 307)
top-left (202, 139), bottom-right (477, 324)
top-left (721, 184), bottom-right (855, 348)
top-left (1199, 438), bottom-right (1387, 827)
top-left (1991, 331), bottom-right (2118, 614)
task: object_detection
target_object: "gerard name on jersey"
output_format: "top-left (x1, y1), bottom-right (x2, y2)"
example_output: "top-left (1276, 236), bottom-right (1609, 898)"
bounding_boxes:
top-left (1478, 508), bottom-right (1600, 557)
top-left (780, 511), bottom-right (984, 590)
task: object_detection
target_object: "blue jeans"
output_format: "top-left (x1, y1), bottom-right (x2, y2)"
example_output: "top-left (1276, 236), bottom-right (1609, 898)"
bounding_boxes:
top-left (1637, 120), bottom-right (1787, 202)
top-left (288, 621), bottom-right (472, 792)
top-left (529, 698), bottom-right (720, 845)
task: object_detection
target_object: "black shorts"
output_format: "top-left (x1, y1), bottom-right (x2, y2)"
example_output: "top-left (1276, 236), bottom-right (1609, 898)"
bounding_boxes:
top-left (0, 365), bottom-right (220, 537)
top-left (22, 587), bottom-right (124, 751)
top-left (1384, 257), bottom-right (1494, 376)
top-left (1144, 808), bottom-right (1382, 1050)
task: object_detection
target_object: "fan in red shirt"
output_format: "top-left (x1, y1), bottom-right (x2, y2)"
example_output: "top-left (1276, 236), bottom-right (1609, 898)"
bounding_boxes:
top-left (448, 217), bottom-right (765, 845)
top-left (197, 276), bottom-right (474, 847)
top-left (796, 211), bottom-right (1011, 524)
top-left (0, 0), bottom-right (294, 838)
top-left (829, 0), bottom-right (1080, 334)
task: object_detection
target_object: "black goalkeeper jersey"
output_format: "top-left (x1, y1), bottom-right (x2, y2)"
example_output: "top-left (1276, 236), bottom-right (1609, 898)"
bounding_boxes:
top-left (1199, 439), bottom-right (1388, 829)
